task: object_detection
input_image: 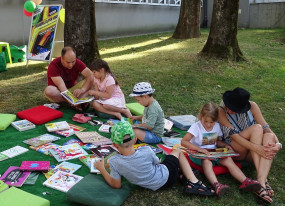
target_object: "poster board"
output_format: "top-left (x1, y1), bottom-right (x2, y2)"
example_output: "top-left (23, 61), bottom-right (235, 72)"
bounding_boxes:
top-left (27, 5), bottom-right (62, 61)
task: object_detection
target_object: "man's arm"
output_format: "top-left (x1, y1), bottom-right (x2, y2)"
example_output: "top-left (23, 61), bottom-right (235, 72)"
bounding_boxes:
top-left (73, 67), bottom-right (93, 98)
top-left (50, 76), bottom-right (68, 92)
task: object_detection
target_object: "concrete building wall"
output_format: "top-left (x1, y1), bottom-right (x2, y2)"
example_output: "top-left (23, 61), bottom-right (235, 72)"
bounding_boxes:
top-left (249, 2), bottom-right (285, 28)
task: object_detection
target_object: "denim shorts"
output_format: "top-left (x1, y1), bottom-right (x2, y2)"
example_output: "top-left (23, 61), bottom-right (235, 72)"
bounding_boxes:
top-left (144, 131), bottom-right (162, 144)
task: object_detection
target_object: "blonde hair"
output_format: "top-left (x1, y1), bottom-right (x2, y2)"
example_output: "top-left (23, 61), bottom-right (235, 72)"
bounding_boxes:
top-left (198, 103), bottom-right (219, 122)
top-left (117, 134), bottom-right (135, 148)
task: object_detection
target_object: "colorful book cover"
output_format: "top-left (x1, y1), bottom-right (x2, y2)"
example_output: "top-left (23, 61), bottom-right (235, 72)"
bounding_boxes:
top-left (78, 154), bottom-right (98, 168)
top-left (98, 124), bottom-right (111, 133)
top-left (45, 121), bottom-right (70, 132)
top-left (43, 171), bottom-right (83, 193)
top-left (75, 131), bottom-right (112, 144)
top-left (11, 119), bottom-right (36, 131)
top-left (0, 153), bottom-right (9, 161)
top-left (1, 146), bottom-right (29, 158)
top-left (81, 143), bottom-right (97, 150)
top-left (161, 137), bottom-right (182, 147)
top-left (19, 161), bottom-right (50, 171)
top-left (23, 133), bottom-right (60, 147)
top-left (24, 172), bottom-right (40, 185)
top-left (133, 143), bottom-right (163, 154)
top-left (61, 90), bottom-right (94, 105)
top-left (89, 145), bottom-right (118, 157)
top-left (44, 162), bottom-right (82, 179)
top-left (29, 142), bottom-right (60, 156)
top-left (53, 123), bottom-right (86, 137)
top-left (63, 138), bottom-right (85, 146)
top-left (157, 144), bottom-right (172, 155)
top-left (49, 143), bottom-right (88, 162)
top-left (0, 166), bottom-right (31, 187)
top-left (90, 157), bottom-right (101, 174)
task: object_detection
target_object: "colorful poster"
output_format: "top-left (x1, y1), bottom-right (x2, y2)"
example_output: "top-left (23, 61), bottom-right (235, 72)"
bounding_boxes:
top-left (27, 5), bottom-right (62, 61)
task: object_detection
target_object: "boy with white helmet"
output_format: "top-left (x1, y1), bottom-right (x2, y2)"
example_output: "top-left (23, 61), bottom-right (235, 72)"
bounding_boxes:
top-left (129, 82), bottom-right (164, 144)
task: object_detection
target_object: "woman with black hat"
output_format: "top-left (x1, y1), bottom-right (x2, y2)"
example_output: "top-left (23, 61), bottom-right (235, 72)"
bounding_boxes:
top-left (218, 87), bottom-right (281, 204)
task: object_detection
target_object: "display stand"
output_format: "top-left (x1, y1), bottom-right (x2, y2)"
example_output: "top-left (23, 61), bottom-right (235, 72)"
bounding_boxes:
top-left (26, 5), bottom-right (63, 68)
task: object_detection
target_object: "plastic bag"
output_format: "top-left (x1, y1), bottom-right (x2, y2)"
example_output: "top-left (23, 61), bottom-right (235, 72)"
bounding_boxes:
top-left (0, 52), bottom-right (7, 72)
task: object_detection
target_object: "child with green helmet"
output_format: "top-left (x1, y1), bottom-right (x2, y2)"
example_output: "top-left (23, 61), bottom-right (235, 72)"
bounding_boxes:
top-left (94, 121), bottom-right (215, 196)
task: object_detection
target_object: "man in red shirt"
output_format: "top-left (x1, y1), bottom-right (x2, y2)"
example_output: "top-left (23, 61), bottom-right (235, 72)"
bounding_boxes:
top-left (44, 46), bottom-right (93, 109)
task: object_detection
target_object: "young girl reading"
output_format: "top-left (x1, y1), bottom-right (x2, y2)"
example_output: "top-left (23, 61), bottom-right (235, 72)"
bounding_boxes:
top-left (88, 59), bottom-right (132, 119)
top-left (181, 103), bottom-right (261, 197)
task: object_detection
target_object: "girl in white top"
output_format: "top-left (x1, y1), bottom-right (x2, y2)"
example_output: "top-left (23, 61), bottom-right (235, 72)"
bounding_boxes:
top-left (181, 103), bottom-right (261, 198)
top-left (88, 59), bottom-right (132, 119)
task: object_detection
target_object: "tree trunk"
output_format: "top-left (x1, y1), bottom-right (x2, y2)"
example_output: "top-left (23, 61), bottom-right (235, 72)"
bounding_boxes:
top-left (64, 0), bottom-right (100, 65)
top-left (200, 0), bottom-right (245, 61)
top-left (172, 0), bottom-right (201, 39)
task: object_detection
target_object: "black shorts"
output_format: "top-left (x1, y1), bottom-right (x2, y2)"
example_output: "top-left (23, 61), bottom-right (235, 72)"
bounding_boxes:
top-left (160, 154), bottom-right (180, 189)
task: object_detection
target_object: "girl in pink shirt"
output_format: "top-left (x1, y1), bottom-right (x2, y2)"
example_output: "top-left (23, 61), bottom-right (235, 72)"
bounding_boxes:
top-left (88, 59), bottom-right (132, 119)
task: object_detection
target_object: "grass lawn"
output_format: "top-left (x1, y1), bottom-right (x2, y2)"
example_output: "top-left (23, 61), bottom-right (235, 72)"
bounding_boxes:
top-left (0, 28), bottom-right (284, 205)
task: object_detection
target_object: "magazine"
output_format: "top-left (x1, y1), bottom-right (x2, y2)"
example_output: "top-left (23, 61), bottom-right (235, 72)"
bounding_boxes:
top-left (45, 121), bottom-right (70, 132)
top-left (11, 119), bottom-right (36, 131)
top-left (63, 138), bottom-right (85, 146)
top-left (53, 123), bottom-right (86, 137)
top-left (29, 142), bottom-right (60, 156)
top-left (75, 131), bottom-right (112, 145)
top-left (44, 162), bottom-right (82, 179)
top-left (43, 171), bottom-right (83, 193)
top-left (49, 143), bottom-right (88, 162)
top-left (1, 146), bottom-right (29, 158)
top-left (23, 133), bottom-right (60, 147)
top-left (133, 143), bottom-right (163, 154)
top-left (61, 90), bottom-right (94, 105)
top-left (0, 166), bottom-right (31, 187)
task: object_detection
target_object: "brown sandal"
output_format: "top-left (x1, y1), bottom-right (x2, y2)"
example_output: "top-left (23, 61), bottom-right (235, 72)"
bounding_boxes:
top-left (265, 181), bottom-right (274, 197)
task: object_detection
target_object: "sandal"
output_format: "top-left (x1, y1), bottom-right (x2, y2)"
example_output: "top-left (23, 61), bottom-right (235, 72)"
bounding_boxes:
top-left (265, 181), bottom-right (274, 197)
top-left (184, 180), bottom-right (215, 196)
top-left (239, 177), bottom-right (261, 192)
top-left (255, 186), bottom-right (273, 204)
top-left (179, 170), bottom-right (200, 185)
top-left (213, 182), bottom-right (229, 197)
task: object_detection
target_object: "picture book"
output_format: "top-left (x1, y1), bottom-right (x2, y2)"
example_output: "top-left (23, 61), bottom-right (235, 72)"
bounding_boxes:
top-left (45, 121), bottom-right (70, 132)
top-left (44, 162), bottom-right (82, 179)
top-left (133, 143), bottom-right (163, 154)
top-left (29, 142), bottom-right (60, 156)
top-left (53, 123), bottom-right (86, 137)
top-left (161, 137), bottom-right (183, 147)
top-left (24, 172), bottom-right (40, 185)
top-left (0, 153), bottom-right (8, 161)
top-left (19, 161), bottom-right (50, 172)
top-left (49, 143), bottom-right (88, 162)
top-left (23, 133), bottom-right (60, 147)
top-left (11, 119), bottom-right (36, 131)
top-left (61, 90), bottom-right (94, 105)
top-left (79, 154), bottom-right (99, 168)
top-left (106, 118), bottom-right (139, 126)
top-left (89, 145), bottom-right (118, 157)
top-left (98, 124), bottom-right (112, 133)
top-left (43, 171), bottom-right (83, 193)
top-left (75, 131), bottom-right (112, 145)
top-left (172, 144), bottom-right (240, 160)
top-left (1, 146), bottom-right (29, 158)
top-left (0, 166), bottom-right (31, 187)
top-left (90, 157), bottom-right (101, 173)
top-left (81, 143), bottom-right (97, 150)
top-left (63, 138), bottom-right (85, 146)
top-left (0, 180), bottom-right (9, 193)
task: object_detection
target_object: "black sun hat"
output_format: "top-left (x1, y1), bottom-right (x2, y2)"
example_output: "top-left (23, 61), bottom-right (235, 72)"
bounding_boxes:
top-left (222, 87), bottom-right (251, 113)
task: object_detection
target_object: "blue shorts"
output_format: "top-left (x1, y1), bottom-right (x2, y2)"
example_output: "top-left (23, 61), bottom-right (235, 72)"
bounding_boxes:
top-left (143, 131), bottom-right (162, 144)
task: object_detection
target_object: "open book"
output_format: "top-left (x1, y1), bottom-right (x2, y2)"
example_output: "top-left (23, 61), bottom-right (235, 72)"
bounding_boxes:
top-left (61, 90), bottom-right (94, 105)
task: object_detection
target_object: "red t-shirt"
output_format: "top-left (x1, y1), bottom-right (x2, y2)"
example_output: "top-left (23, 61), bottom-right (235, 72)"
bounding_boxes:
top-left (47, 57), bottom-right (86, 89)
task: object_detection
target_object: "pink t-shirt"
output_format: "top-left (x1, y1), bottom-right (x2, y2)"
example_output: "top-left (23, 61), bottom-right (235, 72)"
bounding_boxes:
top-left (94, 74), bottom-right (123, 99)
